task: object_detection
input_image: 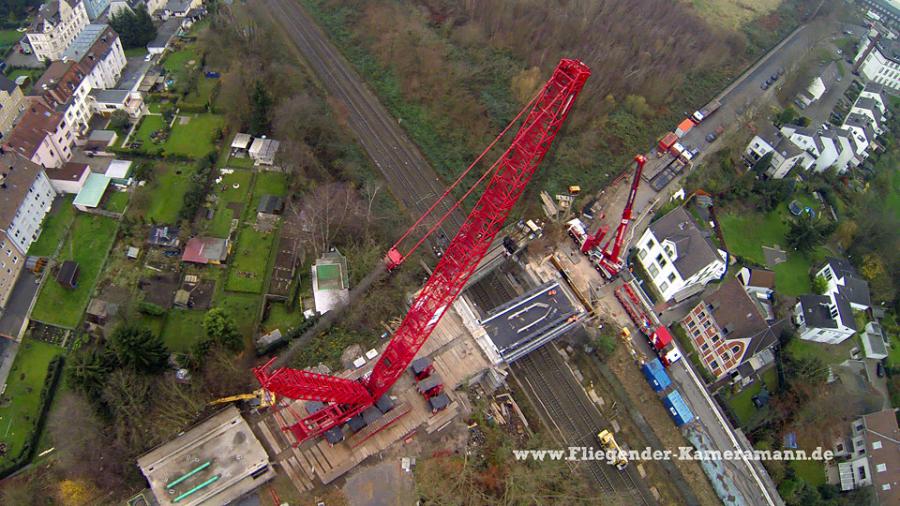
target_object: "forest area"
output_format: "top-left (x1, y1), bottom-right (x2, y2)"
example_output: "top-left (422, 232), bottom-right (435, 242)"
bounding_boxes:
top-left (301, 0), bottom-right (819, 196)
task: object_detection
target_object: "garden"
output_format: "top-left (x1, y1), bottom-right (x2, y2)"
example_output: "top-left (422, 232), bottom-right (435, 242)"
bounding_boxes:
top-left (31, 215), bottom-right (119, 329)
top-left (225, 226), bottom-right (277, 293)
top-left (104, 190), bottom-right (131, 214)
top-left (0, 339), bottom-right (63, 472)
top-left (166, 114), bottom-right (225, 159)
top-left (206, 169), bottom-right (252, 237)
top-left (262, 301), bottom-right (305, 333)
top-left (27, 197), bottom-right (76, 257)
top-left (128, 162), bottom-right (197, 224)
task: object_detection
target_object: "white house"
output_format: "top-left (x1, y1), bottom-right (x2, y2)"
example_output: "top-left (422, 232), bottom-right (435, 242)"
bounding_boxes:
top-left (635, 207), bottom-right (727, 302)
top-left (32, 61), bottom-right (94, 137)
top-left (4, 101), bottom-right (76, 169)
top-left (26, 0), bottom-right (90, 62)
top-left (736, 267), bottom-right (775, 298)
top-left (63, 25), bottom-right (127, 91)
top-left (816, 257), bottom-right (871, 311)
top-left (793, 293), bottom-right (857, 344)
top-left (854, 30), bottom-right (900, 92)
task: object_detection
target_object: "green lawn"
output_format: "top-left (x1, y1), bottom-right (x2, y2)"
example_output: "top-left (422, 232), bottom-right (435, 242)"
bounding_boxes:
top-left (160, 310), bottom-right (207, 353)
top-left (207, 170), bottom-right (252, 237)
top-left (104, 191), bottom-right (130, 214)
top-left (30, 214), bottom-right (118, 328)
top-left (719, 203), bottom-right (826, 296)
top-left (181, 77), bottom-right (217, 108)
top-left (263, 302), bottom-right (304, 333)
top-left (0, 29), bottom-right (22, 50)
top-left (130, 163), bottom-right (196, 224)
top-left (785, 335), bottom-right (857, 367)
top-left (225, 154), bottom-right (255, 169)
top-left (791, 459), bottom-right (826, 487)
top-left (131, 114), bottom-right (166, 155)
top-left (162, 48), bottom-right (199, 79)
top-left (124, 46), bottom-right (148, 58)
top-left (225, 226), bottom-right (277, 293)
top-left (725, 368), bottom-right (778, 426)
top-left (251, 172), bottom-right (289, 210)
top-left (166, 114), bottom-right (224, 159)
top-left (215, 292), bottom-right (261, 343)
top-left (27, 197), bottom-right (76, 257)
top-left (4, 68), bottom-right (43, 93)
top-left (0, 339), bottom-right (63, 470)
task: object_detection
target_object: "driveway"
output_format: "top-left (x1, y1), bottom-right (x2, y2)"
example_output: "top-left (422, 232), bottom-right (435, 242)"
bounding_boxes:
top-left (0, 270), bottom-right (40, 340)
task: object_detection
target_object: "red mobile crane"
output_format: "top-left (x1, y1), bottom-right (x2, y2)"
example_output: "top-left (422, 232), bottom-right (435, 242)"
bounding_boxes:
top-left (253, 59), bottom-right (591, 443)
top-left (593, 154), bottom-right (646, 278)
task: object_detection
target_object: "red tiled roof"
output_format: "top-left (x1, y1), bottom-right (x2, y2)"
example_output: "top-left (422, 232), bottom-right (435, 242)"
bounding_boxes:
top-left (31, 60), bottom-right (87, 109)
top-left (3, 100), bottom-right (64, 159)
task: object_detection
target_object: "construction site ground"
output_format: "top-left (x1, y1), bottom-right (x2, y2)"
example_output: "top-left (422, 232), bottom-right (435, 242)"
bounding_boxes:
top-left (249, 302), bottom-right (489, 498)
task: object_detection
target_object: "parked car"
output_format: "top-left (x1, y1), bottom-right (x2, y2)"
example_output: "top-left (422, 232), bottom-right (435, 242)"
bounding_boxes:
top-left (706, 132), bottom-right (717, 143)
top-left (761, 81), bottom-right (770, 90)
top-left (771, 73), bottom-right (780, 82)
top-left (877, 362), bottom-right (885, 378)
top-left (777, 67), bottom-right (785, 76)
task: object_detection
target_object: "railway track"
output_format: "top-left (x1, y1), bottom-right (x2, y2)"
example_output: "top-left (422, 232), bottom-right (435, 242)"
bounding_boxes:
top-left (263, 0), bottom-right (464, 240)
top-left (513, 345), bottom-right (655, 504)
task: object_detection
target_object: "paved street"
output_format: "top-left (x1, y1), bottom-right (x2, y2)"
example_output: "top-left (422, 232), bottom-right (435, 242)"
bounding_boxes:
top-left (0, 271), bottom-right (39, 340)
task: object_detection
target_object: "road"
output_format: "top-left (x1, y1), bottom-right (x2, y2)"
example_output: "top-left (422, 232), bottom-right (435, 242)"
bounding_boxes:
top-left (262, 0), bottom-right (465, 244)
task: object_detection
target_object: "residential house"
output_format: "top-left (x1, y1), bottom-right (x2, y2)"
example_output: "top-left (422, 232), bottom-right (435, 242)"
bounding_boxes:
top-left (147, 225), bottom-right (180, 248)
top-left (736, 267), bottom-right (775, 298)
top-left (834, 409), bottom-right (900, 505)
top-left (854, 30), bottom-right (900, 92)
top-left (793, 292), bottom-right (857, 344)
top-left (861, 322), bottom-right (889, 360)
top-left (249, 137), bottom-right (280, 167)
top-left (634, 207), bottom-right (727, 302)
top-left (47, 161), bottom-right (90, 194)
top-left (182, 236), bottom-right (229, 264)
top-left (680, 278), bottom-right (780, 381)
top-left (82, 0), bottom-right (110, 19)
top-left (26, 0), bottom-right (90, 62)
top-left (312, 249), bottom-right (350, 314)
top-left (0, 153), bottom-right (55, 309)
top-left (3, 100), bottom-right (75, 168)
top-left (162, 0), bottom-right (194, 18)
top-left (104, 159), bottom-right (132, 183)
top-left (817, 257), bottom-right (871, 311)
top-left (32, 60), bottom-right (93, 136)
top-left (0, 74), bottom-right (27, 139)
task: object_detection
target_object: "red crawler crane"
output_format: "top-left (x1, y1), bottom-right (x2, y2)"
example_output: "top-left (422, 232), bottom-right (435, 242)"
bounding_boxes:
top-left (254, 59), bottom-right (591, 443)
top-left (594, 154), bottom-right (646, 278)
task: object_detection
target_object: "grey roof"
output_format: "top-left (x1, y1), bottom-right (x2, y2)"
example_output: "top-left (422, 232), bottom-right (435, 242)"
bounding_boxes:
top-left (0, 73), bottom-right (18, 93)
top-left (256, 195), bottom-right (283, 214)
top-left (61, 24), bottom-right (108, 61)
top-left (839, 277), bottom-right (871, 308)
top-left (346, 415), bottom-right (365, 432)
top-left (428, 393), bottom-right (450, 411)
top-left (825, 257), bottom-right (858, 279)
top-left (148, 17), bottom-right (181, 49)
top-left (323, 426), bottom-right (344, 445)
top-left (166, 0), bottom-right (192, 12)
top-left (375, 395), bottom-right (394, 414)
top-left (798, 294), bottom-right (837, 329)
top-left (88, 129), bottom-right (117, 142)
top-left (834, 292), bottom-right (856, 331)
top-left (774, 137), bottom-right (804, 158)
top-left (361, 406), bottom-right (382, 426)
top-left (89, 88), bottom-right (131, 104)
top-left (813, 135), bottom-right (825, 154)
top-left (410, 357), bottom-right (431, 375)
top-left (756, 122), bottom-right (781, 146)
top-left (704, 279), bottom-right (779, 359)
top-left (864, 81), bottom-right (884, 94)
top-left (853, 96), bottom-right (880, 114)
top-left (648, 207), bottom-right (723, 279)
top-left (305, 400), bottom-right (325, 414)
top-left (416, 374), bottom-right (442, 393)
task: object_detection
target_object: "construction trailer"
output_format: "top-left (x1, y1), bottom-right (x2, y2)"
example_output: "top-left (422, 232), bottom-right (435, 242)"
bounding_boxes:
top-left (662, 390), bottom-right (695, 427)
top-left (641, 358), bottom-right (672, 392)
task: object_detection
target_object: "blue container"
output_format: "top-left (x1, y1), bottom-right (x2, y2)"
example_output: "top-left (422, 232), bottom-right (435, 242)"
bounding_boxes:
top-left (663, 390), bottom-right (694, 426)
top-left (641, 358), bottom-right (672, 392)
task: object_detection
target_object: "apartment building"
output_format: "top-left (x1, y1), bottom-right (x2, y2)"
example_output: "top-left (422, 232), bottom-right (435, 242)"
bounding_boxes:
top-left (854, 30), bottom-right (900, 92)
top-left (26, 0), bottom-right (90, 62)
top-left (0, 153), bottom-right (55, 309)
top-left (33, 61), bottom-right (93, 136)
top-left (834, 409), bottom-right (900, 505)
top-left (4, 100), bottom-right (75, 169)
top-left (0, 74), bottom-right (26, 139)
top-left (63, 24), bottom-right (127, 90)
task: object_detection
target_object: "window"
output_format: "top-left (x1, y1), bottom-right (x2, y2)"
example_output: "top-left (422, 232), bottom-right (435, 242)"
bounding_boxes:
top-left (645, 238), bottom-right (655, 249)
top-left (649, 264), bottom-right (659, 277)
top-left (688, 320), bottom-right (696, 329)
top-left (659, 281), bottom-right (669, 293)
top-left (638, 248), bottom-right (647, 260)
top-left (858, 466), bottom-right (866, 480)
top-left (658, 258), bottom-right (667, 268)
top-left (656, 253), bottom-right (664, 263)
top-left (710, 360), bottom-right (718, 369)
top-left (732, 345), bottom-right (740, 354)
top-left (668, 273), bottom-right (676, 283)
top-left (722, 352), bottom-right (730, 361)
top-left (872, 441), bottom-right (882, 450)
top-left (703, 321), bottom-right (712, 330)
top-left (664, 245), bottom-right (674, 257)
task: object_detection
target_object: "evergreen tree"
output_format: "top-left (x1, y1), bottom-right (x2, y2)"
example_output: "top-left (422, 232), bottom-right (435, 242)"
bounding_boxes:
top-left (203, 308), bottom-right (244, 352)
top-left (249, 81), bottom-right (272, 136)
top-left (110, 5), bottom-right (157, 49)
top-left (109, 324), bottom-right (169, 373)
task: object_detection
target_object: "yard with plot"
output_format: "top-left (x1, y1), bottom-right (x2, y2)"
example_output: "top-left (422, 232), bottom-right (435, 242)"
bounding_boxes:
top-left (262, 301), bottom-right (304, 333)
top-left (104, 190), bottom-right (130, 214)
top-left (27, 197), bottom-right (76, 257)
top-left (160, 310), bottom-right (207, 353)
top-left (31, 215), bottom-right (118, 328)
top-left (216, 292), bottom-right (261, 341)
top-left (207, 170), bottom-right (252, 237)
top-left (251, 172), bottom-right (289, 209)
top-left (0, 29), bottom-right (22, 51)
top-left (0, 339), bottom-right (63, 470)
top-left (785, 335), bottom-right (858, 367)
top-left (181, 77), bottom-right (218, 109)
top-left (718, 201), bottom-right (827, 296)
top-left (166, 114), bottom-right (224, 159)
top-left (226, 226), bottom-right (277, 293)
top-left (162, 47), bottom-right (200, 81)
top-left (131, 114), bottom-right (167, 155)
top-left (724, 368), bottom-right (778, 428)
top-left (129, 163), bottom-right (196, 224)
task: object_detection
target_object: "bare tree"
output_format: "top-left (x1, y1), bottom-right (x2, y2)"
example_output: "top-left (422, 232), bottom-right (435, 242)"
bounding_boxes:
top-left (295, 182), bottom-right (366, 256)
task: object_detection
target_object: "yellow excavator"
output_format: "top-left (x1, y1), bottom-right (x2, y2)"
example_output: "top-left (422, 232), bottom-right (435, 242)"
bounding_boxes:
top-left (209, 389), bottom-right (277, 408)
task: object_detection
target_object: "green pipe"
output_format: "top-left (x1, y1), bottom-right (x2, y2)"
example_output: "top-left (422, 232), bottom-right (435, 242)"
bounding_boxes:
top-left (166, 461), bottom-right (212, 489)
top-left (173, 475), bottom-right (220, 503)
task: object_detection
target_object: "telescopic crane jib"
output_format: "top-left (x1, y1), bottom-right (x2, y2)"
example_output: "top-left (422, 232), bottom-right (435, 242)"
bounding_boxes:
top-left (253, 59), bottom-right (591, 443)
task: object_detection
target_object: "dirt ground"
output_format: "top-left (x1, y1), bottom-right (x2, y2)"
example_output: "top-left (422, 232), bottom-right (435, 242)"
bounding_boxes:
top-left (139, 273), bottom-right (180, 308)
top-left (183, 279), bottom-right (215, 309)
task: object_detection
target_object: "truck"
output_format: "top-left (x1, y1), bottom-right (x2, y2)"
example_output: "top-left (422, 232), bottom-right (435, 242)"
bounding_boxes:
top-left (691, 99), bottom-right (722, 123)
top-left (614, 284), bottom-right (682, 366)
top-left (657, 132), bottom-right (678, 154)
top-left (674, 118), bottom-right (694, 138)
top-left (597, 430), bottom-right (628, 470)
top-left (566, 218), bottom-right (606, 255)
